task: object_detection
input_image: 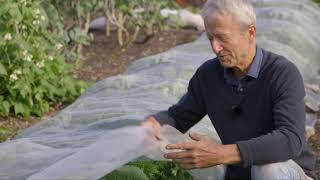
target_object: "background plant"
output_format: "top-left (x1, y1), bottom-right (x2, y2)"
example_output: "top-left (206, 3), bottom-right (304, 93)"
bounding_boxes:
top-left (40, 0), bottom-right (178, 59)
top-left (105, 0), bottom-right (179, 46)
top-left (0, 0), bottom-right (87, 118)
top-left (41, 0), bottom-right (103, 63)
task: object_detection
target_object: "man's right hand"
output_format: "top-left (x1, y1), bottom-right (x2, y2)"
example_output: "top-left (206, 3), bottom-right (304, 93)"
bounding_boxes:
top-left (141, 116), bottom-right (163, 141)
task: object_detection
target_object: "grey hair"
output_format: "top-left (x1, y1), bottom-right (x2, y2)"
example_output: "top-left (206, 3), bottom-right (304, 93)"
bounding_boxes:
top-left (201, 0), bottom-right (256, 28)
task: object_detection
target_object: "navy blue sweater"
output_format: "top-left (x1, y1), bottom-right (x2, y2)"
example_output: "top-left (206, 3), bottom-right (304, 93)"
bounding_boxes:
top-left (154, 49), bottom-right (316, 179)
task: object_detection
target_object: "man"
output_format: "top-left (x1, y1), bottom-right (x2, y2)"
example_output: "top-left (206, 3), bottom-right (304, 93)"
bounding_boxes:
top-left (142, 0), bottom-right (316, 179)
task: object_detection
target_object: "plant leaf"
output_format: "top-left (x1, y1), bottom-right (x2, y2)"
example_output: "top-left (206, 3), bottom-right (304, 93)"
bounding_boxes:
top-left (0, 62), bottom-right (7, 75)
top-left (101, 165), bottom-right (148, 180)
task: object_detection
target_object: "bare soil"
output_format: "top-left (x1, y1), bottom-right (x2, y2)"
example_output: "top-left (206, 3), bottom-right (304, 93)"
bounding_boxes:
top-left (74, 29), bottom-right (201, 81)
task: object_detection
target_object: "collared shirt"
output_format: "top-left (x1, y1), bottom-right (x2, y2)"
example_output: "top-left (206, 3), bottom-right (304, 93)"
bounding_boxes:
top-left (223, 46), bottom-right (263, 94)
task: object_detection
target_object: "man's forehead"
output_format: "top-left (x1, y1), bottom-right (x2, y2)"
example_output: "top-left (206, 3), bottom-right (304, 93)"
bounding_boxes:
top-left (206, 30), bottom-right (231, 37)
top-left (206, 24), bottom-right (233, 36)
top-left (205, 13), bottom-right (240, 35)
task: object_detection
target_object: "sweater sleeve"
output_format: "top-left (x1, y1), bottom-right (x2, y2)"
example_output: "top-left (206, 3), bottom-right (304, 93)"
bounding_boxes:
top-left (153, 68), bottom-right (207, 133)
top-left (236, 62), bottom-right (306, 167)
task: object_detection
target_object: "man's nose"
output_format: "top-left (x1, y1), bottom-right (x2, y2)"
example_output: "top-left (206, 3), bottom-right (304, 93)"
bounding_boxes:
top-left (211, 38), bottom-right (223, 54)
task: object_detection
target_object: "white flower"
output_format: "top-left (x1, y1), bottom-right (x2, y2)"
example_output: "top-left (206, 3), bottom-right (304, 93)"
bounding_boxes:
top-left (40, 15), bottom-right (45, 21)
top-left (35, 9), bottom-right (41, 15)
top-left (33, 43), bottom-right (39, 48)
top-left (22, 50), bottom-right (28, 56)
top-left (21, 0), bottom-right (27, 6)
top-left (10, 74), bottom-right (18, 82)
top-left (55, 43), bottom-right (63, 50)
top-left (14, 70), bottom-right (22, 75)
top-left (48, 55), bottom-right (53, 61)
top-left (36, 61), bottom-right (45, 68)
top-left (9, 69), bottom-right (23, 82)
top-left (4, 33), bottom-right (12, 41)
top-left (32, 20), bottom-right (40, 25)
top-left (22, 25), bottom-right (27, 30)
top-left (24, 55), bottom-right (33, 62)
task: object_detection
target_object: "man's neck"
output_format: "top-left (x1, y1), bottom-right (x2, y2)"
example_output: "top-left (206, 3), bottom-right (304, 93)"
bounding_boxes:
top-left (233, 46), bottom-right (256, 80)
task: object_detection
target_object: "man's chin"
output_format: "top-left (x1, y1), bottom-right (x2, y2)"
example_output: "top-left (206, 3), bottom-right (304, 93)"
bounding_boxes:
top-left (218, 59), bottom-right (232, 68)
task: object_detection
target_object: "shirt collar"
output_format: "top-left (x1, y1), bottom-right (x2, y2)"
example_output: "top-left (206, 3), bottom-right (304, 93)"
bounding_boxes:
top-left (247, 45), bottom-right (263, 78)
top-left (223, 45), bottom-right (263, 82)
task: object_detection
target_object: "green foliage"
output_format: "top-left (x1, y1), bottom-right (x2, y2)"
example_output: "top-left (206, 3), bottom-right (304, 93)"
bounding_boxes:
top-left (0, 0), bottom-right (87, 118)
top-left (40, 0), bottom-right (99, 60)
top-left (116, 0), bottom-right (177, 30)
top-left (43, 0), bottom-right (179, 49)
top-left (101, 160), bottom-right (193, 180)
top-left (0, 126), bottom-right (11, 142)
top-left (42, 0), bottom-right (176, 56)
top-left (129, 160), bottom-right (193, 180)
top-left (312, 0), bottom-right (320, 5)
top-left (104, 0), bottom-right (179, 46)
top-left (102, 165), bottom-right (148, 180)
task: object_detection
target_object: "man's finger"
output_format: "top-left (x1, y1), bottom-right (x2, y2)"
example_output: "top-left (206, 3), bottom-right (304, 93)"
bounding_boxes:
top-left (173, 158), bottom-right (196, 164)
top-left (164, 151), bottom-right (192, 159)
top-left (153, 124), bottom-right (163, 140)
top-left (141, 117), bottom-right (163, 140)
top-left (166, 143), bottom-right (194, 150)
top-left (180, 163), bottom-right (196, 170)
top-left (189, 132), bottom-right (204, 141)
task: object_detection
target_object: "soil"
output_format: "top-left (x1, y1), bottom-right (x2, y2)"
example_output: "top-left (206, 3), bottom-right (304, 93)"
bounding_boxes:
top-left (74, 29), bottom-right (200, 81)
top-left (0, 28), bottom-right (319, 179)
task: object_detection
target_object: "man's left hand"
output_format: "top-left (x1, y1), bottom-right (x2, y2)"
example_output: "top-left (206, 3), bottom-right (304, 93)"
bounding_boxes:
top-left (164, 132), bottom-right (226, 169)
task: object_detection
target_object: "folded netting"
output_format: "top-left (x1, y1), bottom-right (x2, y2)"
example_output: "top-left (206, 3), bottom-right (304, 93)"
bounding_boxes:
top-left (22, 125), bottom-right (225, 180)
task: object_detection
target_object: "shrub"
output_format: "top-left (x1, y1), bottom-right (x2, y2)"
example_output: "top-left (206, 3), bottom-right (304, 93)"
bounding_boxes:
top-left (0, 0), bottom-right (87, 118)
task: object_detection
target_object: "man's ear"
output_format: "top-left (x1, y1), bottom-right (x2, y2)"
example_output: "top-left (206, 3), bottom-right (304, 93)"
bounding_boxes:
top-left (248, 25), bottom-right (256, 42)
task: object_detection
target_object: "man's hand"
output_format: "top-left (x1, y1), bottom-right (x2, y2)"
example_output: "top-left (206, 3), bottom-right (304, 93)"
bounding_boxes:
top-left (164, 133), bottom-right (241, 169)
top-left (141, 116), bottom-right (163, 140)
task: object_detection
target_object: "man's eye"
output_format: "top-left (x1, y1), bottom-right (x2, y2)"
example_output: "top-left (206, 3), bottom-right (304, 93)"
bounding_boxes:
top-left (218, 36), bottom-right (229, 42)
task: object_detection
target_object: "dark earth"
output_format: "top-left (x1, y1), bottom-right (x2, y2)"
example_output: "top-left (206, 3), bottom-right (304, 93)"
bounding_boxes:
top-left (0, 28), bottom-right (319, 178)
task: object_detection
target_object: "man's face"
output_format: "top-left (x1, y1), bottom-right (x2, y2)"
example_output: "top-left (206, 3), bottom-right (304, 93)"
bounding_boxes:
top-left (205, 13), bottom-right (253, 68)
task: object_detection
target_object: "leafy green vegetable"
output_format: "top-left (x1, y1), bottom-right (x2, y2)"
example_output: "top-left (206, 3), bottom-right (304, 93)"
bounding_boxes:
top-left (101, 165), bottom-right (148, 180)
top-left (101, 160), bottom-right (193, 180)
